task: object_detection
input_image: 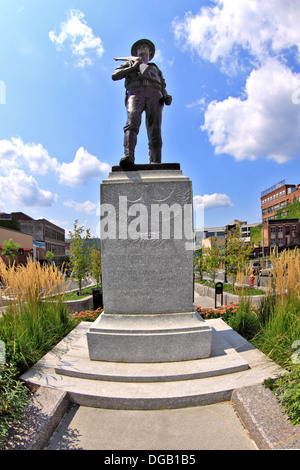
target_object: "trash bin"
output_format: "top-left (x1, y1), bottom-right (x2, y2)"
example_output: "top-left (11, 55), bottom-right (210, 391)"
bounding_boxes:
top-left (92, 288), bottom-right (103, 310)
top-left (215, 282), bottom-right (223, 308)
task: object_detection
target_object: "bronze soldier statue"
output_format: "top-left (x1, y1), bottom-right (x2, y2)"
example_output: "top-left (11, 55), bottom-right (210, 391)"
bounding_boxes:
top-left (112, 39), bottom-right (172, 167)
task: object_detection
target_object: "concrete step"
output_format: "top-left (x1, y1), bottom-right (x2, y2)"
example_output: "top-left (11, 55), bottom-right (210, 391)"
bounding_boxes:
top-left (21, 319), bottom-right (282, 410)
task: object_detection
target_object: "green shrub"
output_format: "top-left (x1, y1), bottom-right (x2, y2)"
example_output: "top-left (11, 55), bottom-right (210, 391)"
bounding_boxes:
top-left (0, 363), bottom-right (30, 445)
top-left (265, 363), bottom-right (300, 425)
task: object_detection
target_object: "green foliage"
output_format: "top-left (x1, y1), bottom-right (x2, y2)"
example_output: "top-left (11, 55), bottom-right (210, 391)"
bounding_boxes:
top-left (68, 220), bottom-right (91, 294)
top-left (0, 363), bottom-right (30, 444)
top-left (45, 251), bottom-right (54, 264)
top-left (194, 249), bottom-right (205, 280)
top-left (227, 300), bottom-right (261, 341)
top-left (0, 215), bottom-right (21, 232)
top-left (90, 244), bottom-right (102, 287)
top-left (1, 238), bottom-right (20, 263)
top-left (203, 237), bottom-right (221, 282)
top-left (253, 293), bottom-right (300, 368)
top-left (225, 223), bottom-right (252, 286)
top-left (0, 300), bottom-right (76, 373)
top-left (250, 224), bottom-right (262, 245)
top-left (275, 199), bottom-right (300, 220)
top-left (265, 363), bottom-right (300, 425)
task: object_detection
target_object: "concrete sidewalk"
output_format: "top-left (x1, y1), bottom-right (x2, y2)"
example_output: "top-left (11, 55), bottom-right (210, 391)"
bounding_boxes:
top-left (46, 402), bottom-right (258, 450)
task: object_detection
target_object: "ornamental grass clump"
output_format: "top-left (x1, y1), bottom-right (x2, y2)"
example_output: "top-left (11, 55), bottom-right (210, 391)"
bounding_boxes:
top-left (255, 249), bottom-right (300, 367)
top-left (0, 258), bottom-right (76, 373)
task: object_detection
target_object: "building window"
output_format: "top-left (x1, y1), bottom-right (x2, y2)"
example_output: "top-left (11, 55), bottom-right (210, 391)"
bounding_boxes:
top-left (292, 225), bottom-right (297, 232)
top-left (262, 209), bottom-right (267, 215)
top-left (285, 226), bottom-right (290, 235)
top-left (278, 226), bottom-right (283, 233)
top-left (268, 206), bottom-right (273, 213)
top-left (274, 203), bottom-right (279, 211)
top-left (280, 201), bottom-right (286, 208)
top-left (271, 226), bottom-right (276, 233)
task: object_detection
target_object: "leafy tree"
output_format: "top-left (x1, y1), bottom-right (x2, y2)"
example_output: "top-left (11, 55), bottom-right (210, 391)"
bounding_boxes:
top-left (68, 220), bottom-right (91, 294)
top-left (194, 248), bottom-right (204, 280)
top-left (45, 251), bottom-right (54, 264)
top-left (1, 238), bottom-right (20, 265)
top-left (203, 237), bottom-right (221, 282)
top-left (90, 243), bottom-right (102, 288)
top-left (250, 224), bottom-right (262, 245)
top-left (225, 223), bottom-right (252, 287)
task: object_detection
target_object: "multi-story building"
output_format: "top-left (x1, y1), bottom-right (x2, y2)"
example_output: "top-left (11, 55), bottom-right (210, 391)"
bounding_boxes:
top-left (268, 219), bottom-right (300, 251)
top-left (260, 180), bottom-right (300, 252)
top-left (12, 212), bottom-right (65, 262)
top-left (195, 220), bottom-right (260, 250)
top-left (261, 180), bottom-right (300, 224)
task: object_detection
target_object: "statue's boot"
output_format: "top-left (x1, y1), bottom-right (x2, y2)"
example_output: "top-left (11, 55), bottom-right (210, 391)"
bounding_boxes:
top-left (120, 130), bottom-right (136, 166)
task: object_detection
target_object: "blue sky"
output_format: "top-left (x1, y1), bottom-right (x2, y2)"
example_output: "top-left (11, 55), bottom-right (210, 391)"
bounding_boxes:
top-left (1, 0), bottom-right (300, 236)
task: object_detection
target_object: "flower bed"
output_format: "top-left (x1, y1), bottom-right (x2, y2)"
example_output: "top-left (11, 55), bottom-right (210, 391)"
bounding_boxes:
top-left (70, 307), bottom-right (103, 323)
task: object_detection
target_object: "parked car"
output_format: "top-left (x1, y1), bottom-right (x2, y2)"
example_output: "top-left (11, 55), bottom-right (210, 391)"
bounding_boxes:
top-left (260, 261), bottom-right (273, 277)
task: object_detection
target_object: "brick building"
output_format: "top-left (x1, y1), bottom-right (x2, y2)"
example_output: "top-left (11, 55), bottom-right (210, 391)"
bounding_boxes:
top-left (268, 218), bottom-right (300, 251)
top-left (261, 180), bottom-right (300, 224)
top-left (12, 212), bottom-right (65, 262)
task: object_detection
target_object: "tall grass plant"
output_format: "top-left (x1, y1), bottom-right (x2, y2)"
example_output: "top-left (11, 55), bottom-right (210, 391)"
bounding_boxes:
top-left (0, 258), bottom-right (76, 372)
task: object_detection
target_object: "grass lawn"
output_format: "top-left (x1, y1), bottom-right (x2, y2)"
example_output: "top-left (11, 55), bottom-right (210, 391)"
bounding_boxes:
top-left (63, 286), bottom-right (99, 301)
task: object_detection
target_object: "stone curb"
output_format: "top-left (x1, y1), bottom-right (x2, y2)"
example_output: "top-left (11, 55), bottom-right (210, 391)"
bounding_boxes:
top-left (194, 282), bottom-right (266, 307)
top-left (2, 386), bottom-right (70, 450)
top-left (232, 384), bottom-right (300, 450)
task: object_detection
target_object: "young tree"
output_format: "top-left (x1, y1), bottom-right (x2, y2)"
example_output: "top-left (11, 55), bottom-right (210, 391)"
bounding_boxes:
top-left (68, 220), bottom-right (91, 294)
top-left (45, 251), bottom-right (54, 265)
top-left (194, 248), bottom-right (204, 280)
top-left (203, 237), bottom-right (221, 282)
top-left (225, 223), bottom-right (252, 288)
top-left (90, 243), bottom-right (102, 288)
top-left (1, 238), bottom-right (20, 265)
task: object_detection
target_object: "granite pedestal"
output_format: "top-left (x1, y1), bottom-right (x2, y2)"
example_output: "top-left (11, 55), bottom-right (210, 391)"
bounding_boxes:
top-left (87, 164), bottom-right (212, 362)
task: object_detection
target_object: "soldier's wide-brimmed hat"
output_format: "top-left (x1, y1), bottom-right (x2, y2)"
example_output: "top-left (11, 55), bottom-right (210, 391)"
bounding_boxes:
top-left (131, 39), bottom-right (155, 60)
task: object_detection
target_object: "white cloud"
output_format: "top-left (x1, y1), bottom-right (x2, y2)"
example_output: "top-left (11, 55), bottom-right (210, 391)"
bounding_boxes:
top-left (202, 59), bottom-right (300, 163)
top-left (173, 0), bottom-right (300, 74)
top-left (49, 9), bottom-right (104, 67)
top-left (58, 147), bottom-right (110, 187)
top-left (0, 137), bottom-right (58, 174)
top-left (0, 139), bottom-right (20, 170)
top-left (63, 199), bottom-right (97, 215)
top-left (0, 169), bottom-right (58, 207)
top-left (194, 193), bottom-right (233, 210)
top-left (186, 98), bottom-right (206, 110)
top-left (0, 137), bottom-right (110, 187)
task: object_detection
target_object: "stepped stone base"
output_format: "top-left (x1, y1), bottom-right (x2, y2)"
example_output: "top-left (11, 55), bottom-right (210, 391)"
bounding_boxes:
top-left (20, 319), bottom-right (282, 410)
top-left (86, 311), bottom-right (212, 363)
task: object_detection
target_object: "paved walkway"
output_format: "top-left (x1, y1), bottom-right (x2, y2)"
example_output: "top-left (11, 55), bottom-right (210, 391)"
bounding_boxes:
top-left (47, 402), bottom-right (257, 450)
top-left (46, 293), bottom-right (258, 451)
